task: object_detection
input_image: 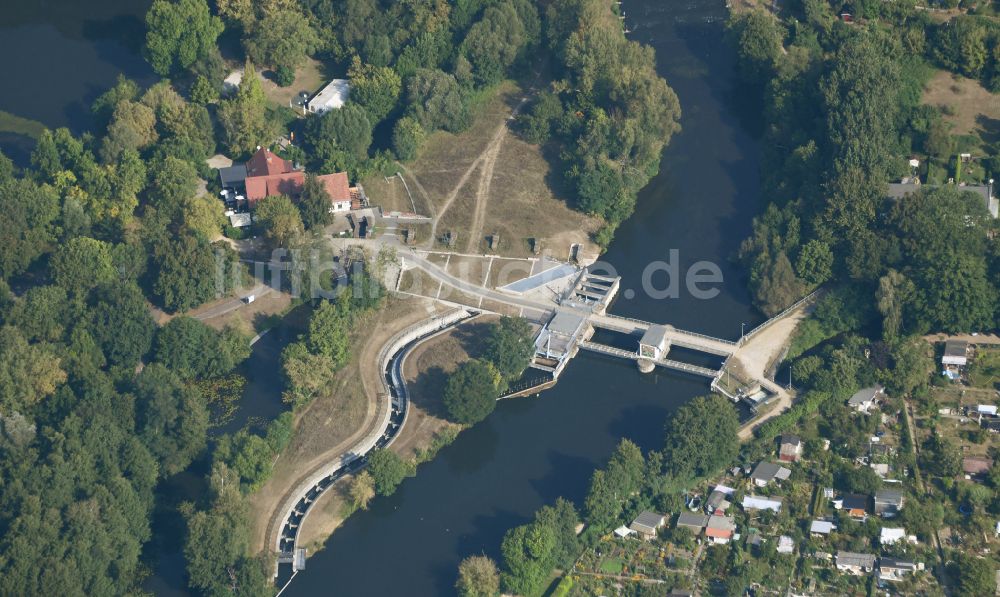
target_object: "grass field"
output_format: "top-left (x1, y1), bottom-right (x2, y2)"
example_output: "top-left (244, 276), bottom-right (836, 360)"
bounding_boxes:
top-left (922, 70), bottom-right (1000, 151)
top-left (363, 81), bottom-right (601, 261)
top-left (969, 347), bottom-right (1000, 389)
top-left (259, 57), bottom-right (329, 110)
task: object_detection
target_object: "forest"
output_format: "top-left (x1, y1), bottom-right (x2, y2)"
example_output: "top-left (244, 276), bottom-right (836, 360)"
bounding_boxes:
top-left (0, 0), bottom-right (563, 594)
top-left (730, 1), bottom-right (999, 334)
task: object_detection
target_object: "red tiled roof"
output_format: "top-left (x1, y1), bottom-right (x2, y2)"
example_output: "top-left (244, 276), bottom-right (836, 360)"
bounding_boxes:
top-left (316, 172), bottom-right (351, 202)
top-left (246, 147), bottom-right (294, 178)
top-left (246, 172), bottom-right (306, 204)
top-left (705, 527), bottom-right (732, 539)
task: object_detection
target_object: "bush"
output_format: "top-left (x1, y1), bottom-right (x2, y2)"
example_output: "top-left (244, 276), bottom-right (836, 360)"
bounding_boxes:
top-left (366, 449), bottom-right (414, 496)
top-left (392, 117), bottom-right (425, 161)
top-left (274, 65), bottom-right (295, 87)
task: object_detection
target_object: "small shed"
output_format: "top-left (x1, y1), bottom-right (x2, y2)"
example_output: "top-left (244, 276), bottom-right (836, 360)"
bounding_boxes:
top-left (778, 434), bottom-right (803, 462)
top-left (776, 535), bottom-right (794, 554)
top-left (837, 493), bottom-right (870, 519)
top-left (742, 495), bottom-right (783, 513)
top-left (942, 340), bottom-right (969, 367)
top-left (874, 489), bottom-right (904, 517)
top-left (810, 520), bottom-right (835, 536)
top-left (629, 511), bottom-right (666, 539)
top-left (639, 325), bottom-right (670, 360)
top-left (228, 212), bottom-right (252, 228)
top-left (962, 456), bottom-right (992, 476)
top-left (847, 385), bottom-right (883, 413)
top-left (675, 512), bottom-right (708, 533)
top-left (705, 515), bottom-right (735, 544)
top-left (750, 462), bottom-right (791, 487)
top-left (835, 551), bottom-right (876, 574)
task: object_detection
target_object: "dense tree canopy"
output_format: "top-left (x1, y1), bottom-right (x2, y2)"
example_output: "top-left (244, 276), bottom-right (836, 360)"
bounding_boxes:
top-left (443, 359), bottom-right (500, 424)
top-left (482, 316), bottom-right (535, 384)
top-left (0, 177), bottom-right (59, 280)
top-left (133, 364), bottom-right (209, 476)
top-left (366, 449), bottom-right (414, 496)
top-left (661, 394), bottom-right (740, 479)
top-left (154, 316), bottom-right (250, 379)
top-left (218, 61), bottom-right (273, 157)
top-left (144, 0), bottom-right (224, 76)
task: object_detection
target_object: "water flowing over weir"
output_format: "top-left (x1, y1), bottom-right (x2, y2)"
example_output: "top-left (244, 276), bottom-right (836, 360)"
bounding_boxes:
top-left (279, 1), bottom-right (765, 594)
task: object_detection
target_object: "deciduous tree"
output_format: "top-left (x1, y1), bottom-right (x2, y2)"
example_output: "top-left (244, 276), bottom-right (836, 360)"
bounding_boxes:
top-left (144, 0), bottom-right (224, 76)
top-left (443, 360), bottom-right (500, 424)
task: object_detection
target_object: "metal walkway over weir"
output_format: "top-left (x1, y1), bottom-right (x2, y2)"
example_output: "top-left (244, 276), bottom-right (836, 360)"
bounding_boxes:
top-left (577, 341), bottom-right (720, 378)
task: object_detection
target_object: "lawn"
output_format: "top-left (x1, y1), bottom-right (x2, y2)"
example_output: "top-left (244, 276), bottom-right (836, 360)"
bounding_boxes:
top-left (599, 557), bottom-right (627, 575)
top-left (968, 347), bottom-right (1000, 389)
top-left (922, 70), bottom-right (1000, 153)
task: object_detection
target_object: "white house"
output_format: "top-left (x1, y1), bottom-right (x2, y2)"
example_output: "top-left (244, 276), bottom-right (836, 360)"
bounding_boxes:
top-left (810, 520), bottom-right (836, 536)
top-left (742, 495), bottom-right (783, 513)
top-left (835, 551), bottom-right (876, 575)
top-left (306, 79), bottom-right (350, 114)
top-left (847, 385), bottom-right (883, 413)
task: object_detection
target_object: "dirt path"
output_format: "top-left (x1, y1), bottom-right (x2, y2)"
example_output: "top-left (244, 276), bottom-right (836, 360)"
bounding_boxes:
top-left (464, 126), bottom-right (506, 252)
top-left (733, 300), bottom-right (815, 440)
top-left (424, 134), bottom-right (494, 247)
top-left (418, 91), bottom-right (532, 250)
top-left (396, 165), bottom-right (436, 217)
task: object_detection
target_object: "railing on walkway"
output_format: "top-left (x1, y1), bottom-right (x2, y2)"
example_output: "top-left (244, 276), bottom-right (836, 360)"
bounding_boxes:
top-left (579, 340), bottom-right (639, 359)
top-left (739, 289), bottom-right (822, 345)
top-left (499, 376), bottom-right (555, 398)
top-left (669, 337), bottom-right (736, 356)
top-left (656, 359), bottom-right (719, 378)
top-left (599, 313), bottom-right (738, 348)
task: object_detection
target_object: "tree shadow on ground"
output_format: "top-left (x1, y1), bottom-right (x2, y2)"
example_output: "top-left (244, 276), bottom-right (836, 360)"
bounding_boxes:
top-left (975, 114), bottom-right (1000, 148)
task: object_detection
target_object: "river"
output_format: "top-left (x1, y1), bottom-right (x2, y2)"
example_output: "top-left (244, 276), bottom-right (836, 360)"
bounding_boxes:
top-left (282, 1), bottom-right (762, 595)
top-left (0, 0), bottom-right (763, 595)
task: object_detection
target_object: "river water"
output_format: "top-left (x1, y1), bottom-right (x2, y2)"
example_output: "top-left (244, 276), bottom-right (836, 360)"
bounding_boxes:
top-left (0, 0), bottom-right (763, 595)
top-left (283, 1), bottom-right (762, 595)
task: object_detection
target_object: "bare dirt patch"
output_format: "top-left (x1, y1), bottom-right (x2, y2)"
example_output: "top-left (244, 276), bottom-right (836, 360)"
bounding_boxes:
top-left (923, 70), bottom-right (1000, 141)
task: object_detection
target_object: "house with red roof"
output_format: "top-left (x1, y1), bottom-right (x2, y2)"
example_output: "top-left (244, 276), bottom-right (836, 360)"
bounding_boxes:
top-left (220, 147), bottom-right (361, 212)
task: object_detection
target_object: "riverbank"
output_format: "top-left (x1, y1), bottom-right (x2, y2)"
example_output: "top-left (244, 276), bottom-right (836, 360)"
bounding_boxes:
top-left (249, 296), bottom-right (447, 553)
top-left (290, 314), bottom-right (495, 552)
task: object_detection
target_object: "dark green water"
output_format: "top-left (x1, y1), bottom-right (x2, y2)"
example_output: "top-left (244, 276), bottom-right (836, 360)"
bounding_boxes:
top-left (0, 0), bottom-right (764, 594)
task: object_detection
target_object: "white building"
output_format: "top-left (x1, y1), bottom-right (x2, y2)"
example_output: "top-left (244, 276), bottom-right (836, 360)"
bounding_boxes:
top-left (306, 79), bottom-right (350, 114)
top-left (742, 495), bottom-right (783, 513)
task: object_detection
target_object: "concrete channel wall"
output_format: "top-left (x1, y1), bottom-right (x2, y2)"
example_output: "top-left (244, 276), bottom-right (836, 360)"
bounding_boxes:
top-left (272, 308), bottom-right (472, 560)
